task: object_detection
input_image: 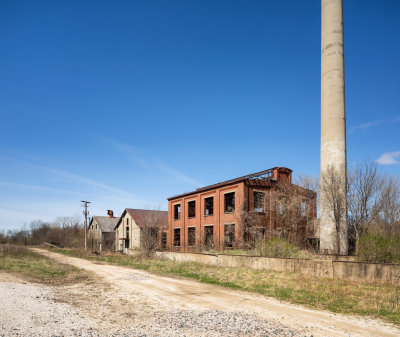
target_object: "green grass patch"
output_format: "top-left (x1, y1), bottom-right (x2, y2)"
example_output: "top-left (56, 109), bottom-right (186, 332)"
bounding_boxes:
top-left (55, 248), bottom-right (400, 325)
top-left (0, 245), bottom-right (87, 285)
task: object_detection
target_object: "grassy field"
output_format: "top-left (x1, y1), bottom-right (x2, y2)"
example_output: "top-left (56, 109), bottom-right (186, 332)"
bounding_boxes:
top-left (0, 245), bottom-right (88, 285)
top-left (55, 248), bottom-right (400, 325)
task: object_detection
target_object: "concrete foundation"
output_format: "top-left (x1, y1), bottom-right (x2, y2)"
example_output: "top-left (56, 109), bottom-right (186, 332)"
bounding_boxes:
top-left (156, 251), bottom-right (400, 285)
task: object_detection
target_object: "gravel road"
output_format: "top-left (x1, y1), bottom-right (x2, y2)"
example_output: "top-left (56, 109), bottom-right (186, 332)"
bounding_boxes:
top-left (0, 274), bottom-right (302, 337)
top-left (1, 249), bottom-right (399, 337)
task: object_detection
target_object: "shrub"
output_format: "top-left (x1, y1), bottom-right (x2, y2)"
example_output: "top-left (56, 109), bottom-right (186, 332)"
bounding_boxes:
top-left (263, 238), bottom-right (309, 258)
top-left (356, 233), bottom-right (400, 263)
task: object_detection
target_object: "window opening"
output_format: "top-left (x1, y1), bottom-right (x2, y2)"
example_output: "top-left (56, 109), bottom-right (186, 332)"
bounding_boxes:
top-left (174, 204), bottom-right (181, 220)
top-left (204, 226), bottom-right (214, 249)
top-left (224, 192), bottom-right (235, 213)
top-left (224, 224), bottom-right (235, 248)
top-left (188, 227), bottom-right (196, 246)
top-left (174, 228), bottom-right (181, 246)
top-left (188, 201), bottom-right (196, 218)
top-left (254, 191), bottom-right (265, 212)
top-left (204, 197), bottom-right (214, 216)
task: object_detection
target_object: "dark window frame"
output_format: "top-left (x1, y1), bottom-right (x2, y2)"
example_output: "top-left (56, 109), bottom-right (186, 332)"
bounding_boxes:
top-left (174, 204), bottom-right (181, 220)
top-left (301, 199), bottom-right (307, 217)
top-left (188, 200), bottom-right (196, 218)
top-left (173, 228), bottom-right (181, 247)
top-left (188, 227), bottom-right (196, 246)
top-left (224, 223), bottom-right (235, 248)
top-left (224, 192), bottom-right (235, 213)
top-left (204, 197), bottom-right (214, 216)
top-left (254, 191), bottom-right (265, 213)
top-left (204, 225), bottom-right (214, 249)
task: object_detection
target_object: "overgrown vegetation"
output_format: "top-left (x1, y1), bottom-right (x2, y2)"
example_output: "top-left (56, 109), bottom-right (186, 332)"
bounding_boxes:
top-left (262, 238), bottom-right (313, 258)
top-left (0, 216), bottom-right (84, 248)
top-left (211, 238), bottom-right (313, 259)
top-left (55, 248), bottom-right (400, 325)
top-left (0, 245), bottom-right (87, 285)
top-left (357, 233), bottom-right (400, 264)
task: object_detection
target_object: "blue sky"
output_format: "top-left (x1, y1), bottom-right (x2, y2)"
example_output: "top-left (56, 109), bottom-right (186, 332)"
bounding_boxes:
top-left (1, 0), bottom-right (399, 230)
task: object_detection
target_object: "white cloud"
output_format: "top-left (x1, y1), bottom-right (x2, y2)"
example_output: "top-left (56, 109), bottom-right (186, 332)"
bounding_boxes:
top-left (376, 151), bottom-right (400, 165)
top-left (348, 120), bottom-right (383, 134)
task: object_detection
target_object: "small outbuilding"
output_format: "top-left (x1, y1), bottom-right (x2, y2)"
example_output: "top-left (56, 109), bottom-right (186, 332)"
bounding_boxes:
top-left (114, 208), bottom-right (168, 252)
top-left (88, 210), bottom-right (120, 251)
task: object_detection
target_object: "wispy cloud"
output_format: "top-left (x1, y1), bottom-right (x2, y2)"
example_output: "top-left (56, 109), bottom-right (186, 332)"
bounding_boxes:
top-left (104, 138), bottom-right (203, 188)
top-left (376, 151), bottom-right (400, 165)
top-left (0, 181), bottom-right (80, 195)
top-left (30, 163), bottom-right (134, 197)
top-left (0, 152), bottom-right (139, 198)
top-left (348, 120), bottom-right (383, 134)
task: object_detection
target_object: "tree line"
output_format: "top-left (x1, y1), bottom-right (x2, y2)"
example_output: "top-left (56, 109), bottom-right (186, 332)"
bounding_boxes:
top-left (0, 216), bottom-right (84, 247)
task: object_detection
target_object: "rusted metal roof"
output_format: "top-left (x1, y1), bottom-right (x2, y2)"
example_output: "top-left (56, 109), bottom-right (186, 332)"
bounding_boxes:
top-left (167, 167), bottom-right (292, 201)
top-left (115, 209), bottom-right (168, 230)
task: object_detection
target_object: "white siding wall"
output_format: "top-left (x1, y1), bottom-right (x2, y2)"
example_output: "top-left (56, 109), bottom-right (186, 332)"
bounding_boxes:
top-left (115, 212), bottom-right (142, 251)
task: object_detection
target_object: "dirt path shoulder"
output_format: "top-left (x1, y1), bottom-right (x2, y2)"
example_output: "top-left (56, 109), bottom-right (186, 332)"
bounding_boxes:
top-left (32, 248), bottom-right (400, 337)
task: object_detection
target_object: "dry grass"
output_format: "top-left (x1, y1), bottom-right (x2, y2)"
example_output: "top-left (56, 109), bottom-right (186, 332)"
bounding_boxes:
top-left (55, 248), bottom-right (400, 325)
top-left (0, 245), bottom-right (89, 285)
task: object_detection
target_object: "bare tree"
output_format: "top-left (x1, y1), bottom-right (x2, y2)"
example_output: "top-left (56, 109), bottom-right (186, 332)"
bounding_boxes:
top-left (275, 180), bottom-right (316, 247)
top-left (347, 162), bottom-right (384, 244)
top-left (320, 165), bottom-right (348, 254)
top-left (139, 210), bottom-right (167, 253)
top-left (378, 175), bottom-right (400, 235)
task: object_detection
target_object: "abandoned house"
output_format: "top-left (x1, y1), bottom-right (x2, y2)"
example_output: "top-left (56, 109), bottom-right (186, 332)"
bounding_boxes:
top-left (114, 208), bottom-right (168, 252)
top-left (88, 210), bottom-right (120, 251)
top-left (166, 167), bottom-right (317, 252)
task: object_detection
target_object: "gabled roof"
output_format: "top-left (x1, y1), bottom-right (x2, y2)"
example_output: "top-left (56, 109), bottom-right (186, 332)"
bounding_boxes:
top-left (115, 209), bottom-right (168, 230)
top-left (90, 216), bottom-right (120, 232)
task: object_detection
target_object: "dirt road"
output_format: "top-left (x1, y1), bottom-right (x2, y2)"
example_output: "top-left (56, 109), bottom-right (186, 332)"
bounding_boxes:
top-left (32, 248), bottom-right (400, 337)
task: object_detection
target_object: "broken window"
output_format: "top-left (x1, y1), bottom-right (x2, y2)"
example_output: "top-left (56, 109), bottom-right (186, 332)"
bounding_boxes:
top-left (174, 204), bottom-right (181, 220)
top-left (126, 226), bottom-right (129, 239)
top-left (301, 199), bottom-right (307, 217)
top-left (224, 224), bottom-right (235, 248)
top-left (188, 227), bottom-right (196, 246)
top-left (161, 232), bottom-right (167, 248)
top-left (254, 191), bottom-right (265, 213)
top-left (279, 196), bottom-right (288, 215)
top-left (204, 226), bottom-right (213, 249)
top-left (174, 228), bottom-right (181, 246)
top-left (188, 200), bottom-right (196, 218)
top-left (204, 197), bottom-right (213, 216)
top-left (224, 192), bottom-right (235, 213)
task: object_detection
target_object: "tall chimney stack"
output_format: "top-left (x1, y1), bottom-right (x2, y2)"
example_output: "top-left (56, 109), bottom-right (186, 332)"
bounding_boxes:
top-left (320, 0), bottom-right (348, 255)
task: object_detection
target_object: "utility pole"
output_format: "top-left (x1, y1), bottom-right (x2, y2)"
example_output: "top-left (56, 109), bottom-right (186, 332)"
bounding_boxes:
top-left (81, 200), bottom-right (91, 251)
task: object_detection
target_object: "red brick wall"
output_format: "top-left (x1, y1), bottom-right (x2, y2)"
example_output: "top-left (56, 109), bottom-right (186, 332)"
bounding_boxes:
top-left (167, 168), bottom-right (317, 251)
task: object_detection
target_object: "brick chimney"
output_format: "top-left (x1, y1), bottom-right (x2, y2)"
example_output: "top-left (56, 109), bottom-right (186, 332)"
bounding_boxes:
top-left (107, 210), bottom-right (114, 218)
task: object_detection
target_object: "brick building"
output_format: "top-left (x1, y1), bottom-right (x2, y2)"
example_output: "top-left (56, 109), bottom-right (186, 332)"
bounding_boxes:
top-left (166, 167), bottom-right (317, 252)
